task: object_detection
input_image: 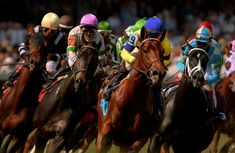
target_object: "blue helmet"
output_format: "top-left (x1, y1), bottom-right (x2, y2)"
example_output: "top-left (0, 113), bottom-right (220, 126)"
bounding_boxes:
top-left (144, 17), bottom-right (165, 33)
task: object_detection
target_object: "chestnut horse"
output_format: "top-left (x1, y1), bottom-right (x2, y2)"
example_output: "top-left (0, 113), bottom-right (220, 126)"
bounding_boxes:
top-left (148, 45), bottom-right (216, 153)
top-left (96, 33), bottom-right (167, 153)
top-left (31, 44), bottom-right (100, 153)
top-left (210, 66), bottom-right (235, 152)
top-left (0, 33), bottom-right (47, 153)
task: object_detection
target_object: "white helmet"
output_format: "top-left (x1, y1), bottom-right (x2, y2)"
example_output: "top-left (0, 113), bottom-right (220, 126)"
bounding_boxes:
top-left (41, 12), bottom-right (60, 30)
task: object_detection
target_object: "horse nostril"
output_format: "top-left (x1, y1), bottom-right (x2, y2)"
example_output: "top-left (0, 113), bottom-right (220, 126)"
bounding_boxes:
top-left (152, 71), bottom-right (158, 76)
top-left (192, 75), bottom-right (197, 80)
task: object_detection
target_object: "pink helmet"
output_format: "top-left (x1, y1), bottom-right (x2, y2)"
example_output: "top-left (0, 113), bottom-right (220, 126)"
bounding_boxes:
top-left (80, 13), bottom-right (98, 28)
top-left (230, 40), bottom-right (235, 52)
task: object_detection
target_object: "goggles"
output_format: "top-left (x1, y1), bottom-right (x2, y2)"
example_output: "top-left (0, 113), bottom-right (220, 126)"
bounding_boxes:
top-left (42, 27), bottom-right (57, 34)
top-left (82, 27), bottom-right (96, 34)
top-left (196, 33), bottom-right (211, 41)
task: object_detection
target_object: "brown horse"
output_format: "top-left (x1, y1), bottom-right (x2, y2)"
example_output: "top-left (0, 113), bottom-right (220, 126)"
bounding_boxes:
top-left (210, 71), bottom-right (235, 153)
top-left (30, 44), bottom-right (101, 153)
top-left (0, 33), bottom-right (47, 153)
top-left (96, 33), bottom-right (167, 153)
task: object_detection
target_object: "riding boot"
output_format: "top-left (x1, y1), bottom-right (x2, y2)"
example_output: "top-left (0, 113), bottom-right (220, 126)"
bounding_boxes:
top-left (48, 64), bottom-right (69, 80)
top-left (2, 69), bottom-right (20, 90)
top-left (151, 86), bottom-right (163, 120)
top-left (207, 91), bottom-right (226, 121)
top-left (102, 65), bottom-right (128, 100)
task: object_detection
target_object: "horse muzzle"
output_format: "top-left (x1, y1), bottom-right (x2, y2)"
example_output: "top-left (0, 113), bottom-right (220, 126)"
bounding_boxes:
top-left (191, 72), bottom-right (204, 88)
top-left (147, 69), bottom-right (166, 87)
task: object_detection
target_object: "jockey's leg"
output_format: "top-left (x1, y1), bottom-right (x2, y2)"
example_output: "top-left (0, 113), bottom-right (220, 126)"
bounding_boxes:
top-left (204, 84), bottom-right (226, 121)
top-left (2, 65), bottom-right (23, 90)
top-left (102, 63), bottom-right (128, 100)
top-left (151, 86), bottom-right (163, 120)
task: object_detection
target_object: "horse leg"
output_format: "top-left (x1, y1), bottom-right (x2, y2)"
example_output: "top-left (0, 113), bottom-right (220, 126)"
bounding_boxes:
top-left (148, 133), bottom-right (163, 153)
top-left (44, 136), bottom-right (65, 153)
top-left (128, 138), bottom-right (148, 153)
top-left (96, 122), bottom-right (112, 153)
top-left (75, 126), bottom-right (97, 153)
top-left (209, 129), bottom-right (221, 153)
top-left (0, 134), bottom-right (12, 153)
top-left (160, 143), bottom-right (170, 153)
top-left (34, 130), bottom-right (49, 153)
top-left (23, 129), bottom-right (37, 153)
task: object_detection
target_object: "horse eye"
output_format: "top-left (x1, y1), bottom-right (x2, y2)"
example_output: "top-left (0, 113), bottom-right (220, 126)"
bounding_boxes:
top-left (143, 49), bottom-right (148, 54)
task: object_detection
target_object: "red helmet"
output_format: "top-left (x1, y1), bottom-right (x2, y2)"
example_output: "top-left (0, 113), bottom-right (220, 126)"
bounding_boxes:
top-left (197, 21), bottom-right (213, 34)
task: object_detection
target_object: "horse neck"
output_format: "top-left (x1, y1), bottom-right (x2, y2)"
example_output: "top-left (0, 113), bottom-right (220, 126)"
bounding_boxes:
top-left (128, 68), bottom-right (149, 91)
top-left (221, 78), bottom-right (235, 101)
top-left (177, 77), bottom-right (203, 99)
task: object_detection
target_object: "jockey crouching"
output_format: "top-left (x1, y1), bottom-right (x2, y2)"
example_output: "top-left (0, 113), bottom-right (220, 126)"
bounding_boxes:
top-left (66, 13), bottom-right (106, 71)
top-left (176, 21), bottom-right (226, 121)
top-left (102, 16), bottom-right (172, 119)
top-left (2, 12), bottom-right (73, 90)
top-left (98, 21), bottom-right (119, 65)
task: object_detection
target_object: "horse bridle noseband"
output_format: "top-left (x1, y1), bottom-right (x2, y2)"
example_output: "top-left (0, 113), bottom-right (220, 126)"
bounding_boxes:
top-left (185, 47), bottom-right (208, 78)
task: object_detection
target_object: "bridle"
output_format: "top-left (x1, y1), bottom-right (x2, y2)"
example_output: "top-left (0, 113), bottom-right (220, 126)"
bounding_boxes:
top-left (185, 47), bottom-right (208, 78)
top-left (74, 45), bottom-right (98, 74)
top-left (73, 45), bottom-right (98, 91)
top-left (132, 38), bottom-right (165, 79)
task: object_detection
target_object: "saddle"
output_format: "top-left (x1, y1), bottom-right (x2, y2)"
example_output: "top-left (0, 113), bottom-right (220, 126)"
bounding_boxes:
top-left (38, 74), bottom-right (68, 103)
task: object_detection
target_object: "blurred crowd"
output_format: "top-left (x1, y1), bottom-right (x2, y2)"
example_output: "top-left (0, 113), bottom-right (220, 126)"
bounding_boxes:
top-left (0, 0), bottom-right (234, 80)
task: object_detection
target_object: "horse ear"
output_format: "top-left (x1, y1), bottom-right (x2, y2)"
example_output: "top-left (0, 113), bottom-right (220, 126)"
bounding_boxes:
top-left (140, 27), bottom-right (147, 40)
top-left (157, 29), bottom-right (166, 42)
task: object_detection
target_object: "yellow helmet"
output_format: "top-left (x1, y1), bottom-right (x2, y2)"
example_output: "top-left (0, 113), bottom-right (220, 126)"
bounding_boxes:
top-left (41, 12), bottom-right (60, 30)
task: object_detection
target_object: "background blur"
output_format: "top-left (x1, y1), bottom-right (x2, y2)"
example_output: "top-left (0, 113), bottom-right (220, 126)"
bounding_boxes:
top-left (0, 0), bottom-right (234, 81)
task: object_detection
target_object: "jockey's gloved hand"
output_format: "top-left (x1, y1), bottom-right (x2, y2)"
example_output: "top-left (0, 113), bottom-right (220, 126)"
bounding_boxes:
top-left (20, 52), bottom-right (29, 63)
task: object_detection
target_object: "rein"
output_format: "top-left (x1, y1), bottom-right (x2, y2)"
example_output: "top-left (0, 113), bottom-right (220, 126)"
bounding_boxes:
top-left (74, 45), bottom-right (98, 74)
top-left (132, 38), bottom-right (163, 78)
top-left (73, 45), bottom-right (98, 91)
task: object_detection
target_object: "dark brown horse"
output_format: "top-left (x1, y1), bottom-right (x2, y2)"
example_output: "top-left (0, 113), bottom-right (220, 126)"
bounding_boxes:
top-left (148, 45), bottom-right (216, 153)
top-left (210, 71), bottom-right (235, 153)
top-left (31, 44), bottom-right (101, 153)
top-left (96, 33), bottom-right (167, 153)
top-left (0, 33), bottom-right (47, 153)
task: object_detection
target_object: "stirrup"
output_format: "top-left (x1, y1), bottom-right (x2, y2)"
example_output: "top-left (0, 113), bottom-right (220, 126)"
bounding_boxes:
top-left (102, 92), bottom-right (109, 100)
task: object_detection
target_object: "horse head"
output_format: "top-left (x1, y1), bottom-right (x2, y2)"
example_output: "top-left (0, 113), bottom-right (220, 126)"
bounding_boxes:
top-left (27, 32), bottom-right (47, 71)
top-left (133, 35), bottom-right (167, 87)
top-left (73, 43), bottom-right (98, 89)
top-left (185, 44), bottom-right (209, 88)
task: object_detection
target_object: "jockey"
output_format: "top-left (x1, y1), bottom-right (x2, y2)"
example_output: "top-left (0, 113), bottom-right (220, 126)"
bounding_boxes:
top-left (98, 21), bottom-right (119, 65)
top-left (67, 13), bottom-right (106, 68)
top-left (103, 16), bottom-right (172, 118)
top-left (226, 40), bottom-right (235, 77)
top-left (229, 40), bottom-right (235, 54)
top-left (2, 12), bottom-right (69, 89)
top-left (176, 21), bottom-right (225, 119)
top-left (116, 25), bottom-right (134, 60)
top-left (59, 14), bottom-right (74, 39)
top-left (121, 17), bottom-right (172, 69)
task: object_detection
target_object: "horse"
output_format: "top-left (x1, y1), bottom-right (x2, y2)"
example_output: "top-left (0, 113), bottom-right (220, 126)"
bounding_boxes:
top-left (96, 31), bottom-right (167, 153)
top-left (209, 61), bottom-right (235, 153)
top-left (148, 44), bottom-right (217, 153)
top-left (30, 43), bottom-right (101, 153)
top-left (0, 32), bottom-right (47, 153)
